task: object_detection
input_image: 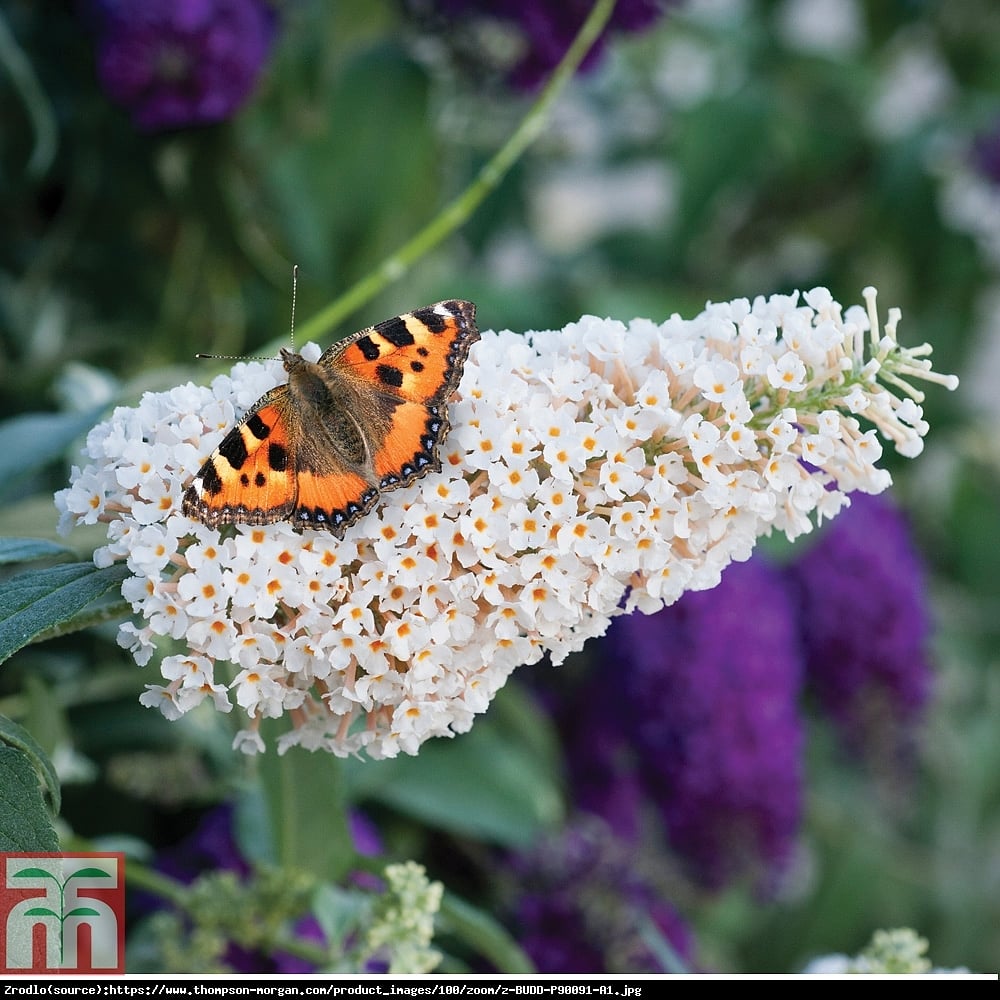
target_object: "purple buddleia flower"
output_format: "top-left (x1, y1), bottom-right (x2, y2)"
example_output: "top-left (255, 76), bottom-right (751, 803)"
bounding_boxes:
top-left (557, 669), bottom-right (645, 844)
top-left (785, 492), bottom-right (933, 756)
top-left (153, 801), bottom-right (251, 882)
top-left (585, 557), bottom-right (806, 892)
top-left (88, 0), bottom-right (277, 131)
top-left (424, 0), bottom-right (677, 88)
top-left (504, 817), bottom-right (692, 973)
top-left (972, 117), bottom-right (1000, 187)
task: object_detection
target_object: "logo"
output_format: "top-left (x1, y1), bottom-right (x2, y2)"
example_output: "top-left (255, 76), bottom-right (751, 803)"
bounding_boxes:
top-left (1, 853), bottom-right (125, 975)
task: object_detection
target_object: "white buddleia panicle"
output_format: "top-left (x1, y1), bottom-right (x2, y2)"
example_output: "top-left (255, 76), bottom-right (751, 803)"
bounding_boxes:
top-left (56, 288), bottom-right (958, 759)
top-left (802, 928), bottom-right (974, 975)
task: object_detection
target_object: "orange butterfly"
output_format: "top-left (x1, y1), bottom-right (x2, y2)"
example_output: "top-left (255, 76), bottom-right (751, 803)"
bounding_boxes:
top-left (182, 300), bottom-right (479, 537)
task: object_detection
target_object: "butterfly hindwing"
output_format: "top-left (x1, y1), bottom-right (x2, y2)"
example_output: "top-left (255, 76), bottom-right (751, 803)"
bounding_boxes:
top-left (291, 468), bottom-right (380, 533)
top-left (370, 399), bottom-right (449, 487)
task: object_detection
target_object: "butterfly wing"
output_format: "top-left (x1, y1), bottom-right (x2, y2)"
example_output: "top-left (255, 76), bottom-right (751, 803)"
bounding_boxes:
top-left (322, 300), bottom-right (479, 490)
top-left (183, 300), bottom-right (479, 536)
top-left (182, 390), bottom-right (299, 527)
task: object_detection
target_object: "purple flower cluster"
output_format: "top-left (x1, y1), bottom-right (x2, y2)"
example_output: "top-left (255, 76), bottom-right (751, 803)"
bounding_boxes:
top-left (505, 818), bottom-right (692, 973)
top-left (588, 558), bottom-right (805, 890)
top-left (973, 117), bottom-right (1000, 187)
top-left (549, 492), bottom-right (934, 897)
top-left (429, 0), bottom-right (676, 88)
top-left (88, 0), bottom-right (277, 131)
top-left (786, 491), bottom-right (933, 754)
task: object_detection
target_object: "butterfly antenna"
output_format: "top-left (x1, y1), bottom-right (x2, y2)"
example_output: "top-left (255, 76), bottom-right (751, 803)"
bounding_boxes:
top-left (289, 263), bottom-right (298, 351)
top-left (194, 265), bottom-right (300, 361)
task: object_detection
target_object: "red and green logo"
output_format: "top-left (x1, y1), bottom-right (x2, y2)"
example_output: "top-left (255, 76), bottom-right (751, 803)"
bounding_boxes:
top-left (1, 853), bottom-right (125, 974)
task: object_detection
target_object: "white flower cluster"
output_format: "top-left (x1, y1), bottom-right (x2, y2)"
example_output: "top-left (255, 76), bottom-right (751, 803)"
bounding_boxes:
top-left (56, 287), bottom-right (957, 759)
top-left (802, 927), bottom-right (973, 976)
top-left (364, 862), bottom-right (443, 975)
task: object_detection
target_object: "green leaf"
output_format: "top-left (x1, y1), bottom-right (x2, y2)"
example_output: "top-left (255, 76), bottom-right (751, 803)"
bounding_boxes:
top-left (0, 560), bottom-right (130, 666)
top-left (438, 891), bottom-right (535, 974)
top-left (0, 408), bottom-right (105, 502)
top-left (233, 784), bottom-right (276, 867)
top-left (0, 537), bottom-right (76, 565)
top-left (65, 907), bottom-right (101, 918)
top-left (346, 684), bottom-right (563, 847)
top-left (48, 591), bottom-right (132, 647)
top-left (256, 720), bottom-right (354, 884)
top-left (311, 883), bottom-right (371, 951)
top-left (0, 714), bottom-right (60, 813)
top-left (0, 744), bottom-right (59, 851)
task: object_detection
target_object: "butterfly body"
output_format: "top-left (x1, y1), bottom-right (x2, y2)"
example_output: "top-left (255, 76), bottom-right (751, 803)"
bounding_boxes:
top-left (183, 300), bottom-right (478, 536)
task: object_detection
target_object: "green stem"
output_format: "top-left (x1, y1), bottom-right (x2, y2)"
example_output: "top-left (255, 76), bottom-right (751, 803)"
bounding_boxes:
top-left (95, 854), bottom-right (333, 966)
top-left (106, 857), bottom-right (189, 909)
top-left (0, 8), bottom-right (57, 178)
top-left (437, 890), bottom-right (536, 974)
top-left (288, 0), bottom-right (618, 349)
top-left (746, 370), bottom-right (869, 432)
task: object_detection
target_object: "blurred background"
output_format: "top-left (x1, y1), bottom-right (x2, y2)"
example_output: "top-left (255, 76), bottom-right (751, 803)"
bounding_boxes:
top-left (1, 0), bottom-right (998, 974)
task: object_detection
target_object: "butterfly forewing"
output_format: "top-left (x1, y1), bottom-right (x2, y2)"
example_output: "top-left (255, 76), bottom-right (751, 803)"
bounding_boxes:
top-left (330, 300), bottom-right (478, 404)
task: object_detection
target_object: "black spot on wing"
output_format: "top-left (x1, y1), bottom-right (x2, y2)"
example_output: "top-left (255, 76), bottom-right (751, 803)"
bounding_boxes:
top-left (268, 442), bottom-right (288, 472)
top-left (410, 306), bottom-right (447, 333)
top-left (200, 461), bottom-right (224, 497)
top-left (218, 433), bottom-right (248, 471)
top-left (246, 413), bottom-right (271, 440)
top-left (377, 316), bottom-right (416, 347)
top-left (376, 364), bottom-right (404, 389)
top-left (355, 335), bottom-right (381, 361)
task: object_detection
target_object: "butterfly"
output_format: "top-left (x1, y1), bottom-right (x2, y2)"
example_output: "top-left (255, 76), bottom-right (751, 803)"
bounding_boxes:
top-left (182, 300), bottom-right (479, 537)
